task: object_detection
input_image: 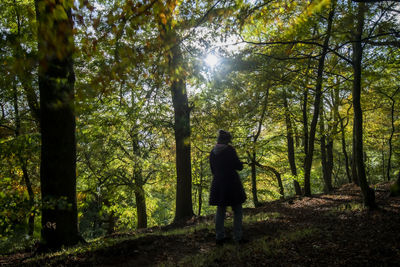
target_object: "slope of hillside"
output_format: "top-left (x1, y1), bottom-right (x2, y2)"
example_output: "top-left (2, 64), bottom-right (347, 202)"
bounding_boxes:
top-left (1, 182), bottom-right (399, 266)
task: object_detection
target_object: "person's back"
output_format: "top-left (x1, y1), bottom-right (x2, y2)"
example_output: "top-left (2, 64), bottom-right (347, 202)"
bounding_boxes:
top-left (210, 143), bottom-right (243, 175)
top-left (209, 130), bottom-right (247, 245)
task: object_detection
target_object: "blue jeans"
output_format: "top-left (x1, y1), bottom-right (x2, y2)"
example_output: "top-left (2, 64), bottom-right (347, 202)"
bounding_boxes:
top-left (215, 204), bottom-right (243, 241)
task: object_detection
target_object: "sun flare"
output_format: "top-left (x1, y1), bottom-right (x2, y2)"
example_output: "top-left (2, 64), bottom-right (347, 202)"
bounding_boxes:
top-left (205, 54), bottom-right (219, 67)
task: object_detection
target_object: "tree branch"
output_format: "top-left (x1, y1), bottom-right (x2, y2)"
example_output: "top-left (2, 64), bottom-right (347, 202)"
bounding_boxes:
top-left (0, 124), bottom-right (15, 132)
top-left (365, 40), bottom-right (400, 47)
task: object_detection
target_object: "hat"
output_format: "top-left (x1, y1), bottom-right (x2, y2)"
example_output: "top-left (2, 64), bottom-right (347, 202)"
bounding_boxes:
top-left (217, 130), bottom-right (232, 144)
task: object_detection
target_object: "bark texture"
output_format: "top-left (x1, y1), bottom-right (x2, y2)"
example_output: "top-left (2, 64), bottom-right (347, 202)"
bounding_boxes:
top-left (303, 1), bottom-right (335, 196)
top-left (352, 2), bottom-right (376, 208)
top-left (169, 41), bottom-right (194, 222)
top-left (36, 0), bottom-right (81, 249)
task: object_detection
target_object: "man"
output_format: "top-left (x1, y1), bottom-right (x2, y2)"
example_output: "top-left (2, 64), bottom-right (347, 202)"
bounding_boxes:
top-left (209, 130), bottom-right (247, 245)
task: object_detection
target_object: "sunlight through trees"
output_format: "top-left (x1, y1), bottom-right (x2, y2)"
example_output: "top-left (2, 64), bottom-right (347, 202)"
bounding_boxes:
top-left (0, 0), bottom-right (399, 253)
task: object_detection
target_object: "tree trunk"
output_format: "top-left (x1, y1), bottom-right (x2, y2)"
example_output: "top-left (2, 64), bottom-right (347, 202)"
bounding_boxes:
top-left (392, 172), bottom-right (400, 196)
top-left (135, 183), bottom-right (148, 229)
top-left (326, 138), bottom-right (334, 188)
top-left (283, 92), bottom-right (302, 195)
top-left (351, 127), bottom-right (359, 185)
top-left (131, 127), bottom-right (148, 229)
top-left (382, 139), bottom-right (386, 180)
top-left (269, 167), bottom-right (284, 199)
top-left (36, 0), bottom-right (81, 249)
top-left (352, 2), bottom-right (376, 208)
top-left (339, 115), bottom-right (352, 183)
top-left (169, 41), bottom-right (194, 222)
top-left (387, 95), bottom-right (396, 181)
top-left (249, 90), bottom-right (269, 207)
top-left (320, 101), bottom-right (334, 193)
top-left (304, 1), bottom-right (336, 196)
top-left (320, 106), bottom-right (332, 193)
top-left (302, 86), bottom-right (309, 169)
top-left (22, 163), bottom-right (35, 236)
top-left (326, 88), bottom-right (337, 188)
top-left (13, 80), bottom-right (35, 236)
top-left (157, 4), bottom-right (194, 223)
top-left (251, 153), bottom-right (260, 207)
top-left (106, 211), bottom-right (115, 235)
top-left (256, 163), bottom-right (284, 199)
top-left (198, 158), bottom-right (203, 216)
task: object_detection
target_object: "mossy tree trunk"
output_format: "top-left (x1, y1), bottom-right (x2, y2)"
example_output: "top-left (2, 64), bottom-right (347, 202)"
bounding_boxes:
top-left (36, 0), bottom-right (81, 249)
top-left (169, 41), bottom-right (194, 222)
top-left (157, 1), bottom-right (194, 222)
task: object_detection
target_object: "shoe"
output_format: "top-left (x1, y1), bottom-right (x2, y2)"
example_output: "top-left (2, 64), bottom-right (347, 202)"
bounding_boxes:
top-left (216, 237), bottom-right (230, 246)
top-left (235, 238), bottom-right (249, 245)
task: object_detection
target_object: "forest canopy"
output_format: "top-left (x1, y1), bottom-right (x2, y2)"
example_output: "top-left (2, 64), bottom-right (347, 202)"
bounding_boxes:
top-left (0, 0), bottom-right (399, 251)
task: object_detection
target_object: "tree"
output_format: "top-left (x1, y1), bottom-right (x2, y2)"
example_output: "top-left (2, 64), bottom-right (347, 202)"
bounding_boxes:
top-left (247, 89), bottom-right (269, 207)
top-left (36, 0), bottom-right (81, 249)
top-left (283, 90), bottom-right (302, 195)
top-left (319, 104), bottom-right (333, 193)
top-left (303, 0), bottom-right (336, 196)
top-left (153, 0), bottom-right (239, 222)
top-left (351, 1), bottom-right (376, 208)
top-left (376, 88), bottom-right (400, 181)
top-left (338, 102), bottom-right (353, 184)
top-left (155, 1), bottom-right (194, 222)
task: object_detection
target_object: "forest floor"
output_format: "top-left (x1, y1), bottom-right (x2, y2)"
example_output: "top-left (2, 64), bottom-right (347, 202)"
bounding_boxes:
top-left (1, 182), bottom-right (400, 266)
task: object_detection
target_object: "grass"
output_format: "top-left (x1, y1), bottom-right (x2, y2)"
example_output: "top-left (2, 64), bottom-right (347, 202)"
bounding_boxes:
top-left (23, 218), bottom-right (214, 265)
top-left (243, 211), bottom-right (281, 224)
top-left (0, 232), bottom-right (38, 255)
top-left (332, 201), bottom-right (364, 213)
top-left (175, 227), bottom-right (320, 267)
top-left (16, 210), bottom-right (282, 265)
top-left (159, 221), bottom-right (214, 237)
top-left (23, 232), bottom-right (149, 265)
top-left (19, 211), bottom-right (282, 265)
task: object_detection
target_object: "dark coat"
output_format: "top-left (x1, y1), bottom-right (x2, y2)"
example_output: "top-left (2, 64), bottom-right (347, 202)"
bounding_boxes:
top-left (209, 144), bottom-right (246, 206)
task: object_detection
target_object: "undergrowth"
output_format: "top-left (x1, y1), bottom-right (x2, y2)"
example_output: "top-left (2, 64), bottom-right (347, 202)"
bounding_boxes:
top-left (330, 201), bottom-right (364, 213)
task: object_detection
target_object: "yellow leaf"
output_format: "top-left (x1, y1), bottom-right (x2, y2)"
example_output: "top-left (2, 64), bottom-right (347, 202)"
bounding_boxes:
top-left (160, 13), bottom-right (167, 25)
